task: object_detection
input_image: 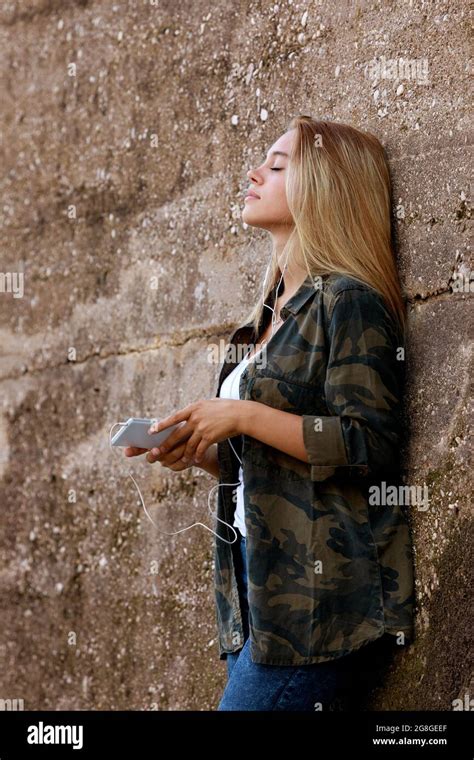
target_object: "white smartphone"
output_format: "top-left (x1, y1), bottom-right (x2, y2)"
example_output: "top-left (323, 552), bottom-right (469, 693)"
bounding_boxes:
top-left (111, 418), bottom-right (183, 450)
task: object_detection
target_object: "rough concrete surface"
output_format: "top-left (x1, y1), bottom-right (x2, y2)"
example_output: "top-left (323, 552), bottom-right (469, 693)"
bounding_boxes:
top-left (0, 0), bottom-right (472, 710)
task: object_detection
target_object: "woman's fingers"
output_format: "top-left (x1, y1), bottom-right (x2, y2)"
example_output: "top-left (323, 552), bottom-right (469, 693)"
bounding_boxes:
top-left (180, 430), bottom-right (203, 463)
top-left (148, 409), bottom-right (193, 435)
top-left (154, 422), bottom-right (192, 454)
top-left (124, 447), bottom-right (149, 457)
top-left (146, 444), bottom-right (183, 465)
top-left (123, 440), bottom-right (197, 470)
top-left (147, 442), bottom-right (194, 470)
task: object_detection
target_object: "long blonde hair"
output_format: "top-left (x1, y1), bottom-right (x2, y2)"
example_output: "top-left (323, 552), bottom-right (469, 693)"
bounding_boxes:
top-left (244, 115), bottom-right (406, 337)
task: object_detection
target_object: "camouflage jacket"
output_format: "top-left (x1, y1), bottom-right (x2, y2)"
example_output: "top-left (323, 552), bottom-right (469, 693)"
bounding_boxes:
top-left (213, 272), bottom-right (415, 665)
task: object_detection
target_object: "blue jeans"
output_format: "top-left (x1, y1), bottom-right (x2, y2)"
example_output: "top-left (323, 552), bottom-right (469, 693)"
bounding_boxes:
top-left (218, 533), bottom-right (396, 711)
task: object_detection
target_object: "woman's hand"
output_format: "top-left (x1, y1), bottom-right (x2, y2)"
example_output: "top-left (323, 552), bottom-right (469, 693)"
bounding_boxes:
top-left (124, 442), bottom-right (218, 475)
top-left (123, 421), bottom-right (193, 469)
top-left (124, 440), bottom-right (195, 470)
top-left (147, 399), bottom-right (242, 464)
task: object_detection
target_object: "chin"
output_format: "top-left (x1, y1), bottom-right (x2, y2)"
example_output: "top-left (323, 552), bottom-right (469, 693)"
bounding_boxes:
top-left (242, 210), bottom-right (265, 229)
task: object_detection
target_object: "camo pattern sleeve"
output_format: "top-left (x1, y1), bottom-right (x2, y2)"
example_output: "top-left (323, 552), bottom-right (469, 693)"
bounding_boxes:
top-left (302, 285), bottom-right (405, 481)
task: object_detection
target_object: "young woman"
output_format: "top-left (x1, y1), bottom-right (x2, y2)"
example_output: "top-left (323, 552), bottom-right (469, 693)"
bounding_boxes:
top-left (125, 116), bottom-right (415, 711)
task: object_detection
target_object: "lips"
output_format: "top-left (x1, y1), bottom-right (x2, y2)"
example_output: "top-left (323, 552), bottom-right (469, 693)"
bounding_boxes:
top-left (245, 190), bottom-right (260, 200)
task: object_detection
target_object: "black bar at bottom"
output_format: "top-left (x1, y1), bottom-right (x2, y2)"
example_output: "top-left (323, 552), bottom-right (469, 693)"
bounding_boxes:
top-left (0, 710), bottom-right (472, 757)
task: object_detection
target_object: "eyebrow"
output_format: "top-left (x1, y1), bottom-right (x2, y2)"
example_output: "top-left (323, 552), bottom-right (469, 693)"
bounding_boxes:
top-left (267, 150), bottom-right (289, 159)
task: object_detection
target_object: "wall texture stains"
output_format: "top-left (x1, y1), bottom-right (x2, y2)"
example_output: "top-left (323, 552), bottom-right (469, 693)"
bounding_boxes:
top-left (0, 0), bottom-right (471, 710)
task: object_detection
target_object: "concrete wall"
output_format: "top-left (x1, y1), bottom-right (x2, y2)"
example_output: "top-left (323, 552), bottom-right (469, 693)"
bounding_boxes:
top-left (0, 0), bottom-right (471, 710)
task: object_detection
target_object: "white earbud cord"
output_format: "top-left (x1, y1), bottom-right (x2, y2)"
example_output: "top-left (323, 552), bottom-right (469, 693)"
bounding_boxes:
top-left (109, 423), bottom-right (241, 545)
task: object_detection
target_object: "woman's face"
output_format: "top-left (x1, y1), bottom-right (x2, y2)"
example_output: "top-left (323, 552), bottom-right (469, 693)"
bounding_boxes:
top-left (242, 129), bottom-right (295, 231)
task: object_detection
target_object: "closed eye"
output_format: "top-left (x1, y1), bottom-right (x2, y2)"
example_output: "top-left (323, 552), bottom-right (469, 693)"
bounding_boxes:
top-left (271, 167), bottom-right (284, 171)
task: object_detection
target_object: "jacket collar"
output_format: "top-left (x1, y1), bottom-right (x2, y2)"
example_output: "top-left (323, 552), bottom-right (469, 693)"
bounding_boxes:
top-left (279, 272), bottom-right (323, 318)
top-left (232, 272), bottom-right (326, 340)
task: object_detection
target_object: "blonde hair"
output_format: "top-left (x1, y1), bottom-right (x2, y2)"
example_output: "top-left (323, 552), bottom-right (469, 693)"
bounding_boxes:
top-left (244, 115), bottom-right (407, 337)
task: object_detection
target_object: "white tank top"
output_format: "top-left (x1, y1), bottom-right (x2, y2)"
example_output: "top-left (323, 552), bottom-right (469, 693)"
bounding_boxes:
top-left (218, 348), bottom-right (262, 537)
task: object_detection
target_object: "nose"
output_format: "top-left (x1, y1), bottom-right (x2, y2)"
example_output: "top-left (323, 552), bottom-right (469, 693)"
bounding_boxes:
top-left (247, 166), bottom-right (261, 185)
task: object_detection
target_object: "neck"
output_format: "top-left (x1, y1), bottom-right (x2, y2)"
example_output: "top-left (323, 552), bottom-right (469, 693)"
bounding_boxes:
top-left (279, 262), bottom-right (309, 294)
top-left (276, 255), bottom-right (309, 297)
top-left (272, 229), bottom-right (308, 294)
